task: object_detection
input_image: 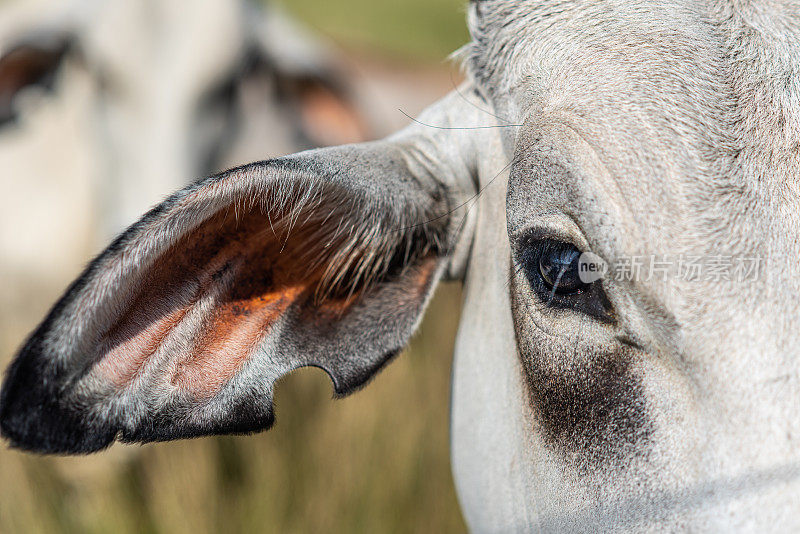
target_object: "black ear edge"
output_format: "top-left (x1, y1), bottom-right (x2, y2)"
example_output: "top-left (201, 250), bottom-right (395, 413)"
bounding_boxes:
top-left (0, 350), bottom-right (279, 454)
top-left (119, 346), bottom-right (405, 445)
top-left (0, 344), bottom-right (405, 455)
top-left (311, 347), bottom-right (403, 400)
top-left (117, 399), bottom-right (277, 446)
top-left (0, 387), bottom-right (279, 455)
top-left (0, 343), bottom-right (116, 454)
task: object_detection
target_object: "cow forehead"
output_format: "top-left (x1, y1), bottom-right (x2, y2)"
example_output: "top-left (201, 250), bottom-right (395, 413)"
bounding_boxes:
top-left (473, 2), bottom-right (726, 228)
top-left (466, 0), bottom-right (724, 100)
top-left (465, 0), bottom-right (800, 158)
top-left (469, 0), bottom-right (800, 251)
top-left (468, 1), bottom-right (729, 206)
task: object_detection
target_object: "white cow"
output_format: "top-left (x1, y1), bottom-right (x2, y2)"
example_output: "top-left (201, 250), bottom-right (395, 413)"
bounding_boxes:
top-left (3, 1), bottom-right (800, 532)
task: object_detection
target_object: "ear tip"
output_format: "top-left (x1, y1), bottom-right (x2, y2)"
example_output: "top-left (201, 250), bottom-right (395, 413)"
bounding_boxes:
top-left (0, 401), bottom-right (116, 455)
top-left (0, 355), bottom-right (116, 455)
top-left (1, 338), bottom-right (279, 452)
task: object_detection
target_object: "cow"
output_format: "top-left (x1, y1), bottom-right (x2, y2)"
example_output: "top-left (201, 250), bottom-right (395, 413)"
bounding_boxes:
top-left (2, 0), bottom-right (799, 531)
top-left (0, 0), bottom-right (366, 289)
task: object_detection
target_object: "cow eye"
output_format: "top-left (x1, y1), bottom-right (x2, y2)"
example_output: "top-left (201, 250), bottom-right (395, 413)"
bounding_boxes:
top-left (517, 239), bottom-right (615, 322)
top-left (537, 241), bottom-right (586, 294)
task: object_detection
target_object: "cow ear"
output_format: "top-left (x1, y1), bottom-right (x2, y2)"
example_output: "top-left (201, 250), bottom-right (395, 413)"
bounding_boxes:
top-left (0, 139), bottom-right (458, 454)
top-left (0, 32), bottom-right (72, 126)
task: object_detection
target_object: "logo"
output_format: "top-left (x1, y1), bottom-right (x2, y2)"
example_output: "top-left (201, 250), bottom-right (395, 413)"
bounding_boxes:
top-left (578, 251), bottom-right (607, 283)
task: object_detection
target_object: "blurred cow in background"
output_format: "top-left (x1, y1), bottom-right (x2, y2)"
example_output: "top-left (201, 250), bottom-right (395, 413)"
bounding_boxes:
top-left (0, 0), bottom-right (367, 299)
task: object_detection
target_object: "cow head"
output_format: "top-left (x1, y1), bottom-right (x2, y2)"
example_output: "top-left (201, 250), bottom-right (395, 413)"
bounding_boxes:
top-left (452, 0), bottom-right (800, 530)
top-left (2, 1), bottom-right (800, 531)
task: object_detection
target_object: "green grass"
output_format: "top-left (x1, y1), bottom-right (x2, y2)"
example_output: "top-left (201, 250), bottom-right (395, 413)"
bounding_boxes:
top-left (273, 0), bottom-right (470, 60)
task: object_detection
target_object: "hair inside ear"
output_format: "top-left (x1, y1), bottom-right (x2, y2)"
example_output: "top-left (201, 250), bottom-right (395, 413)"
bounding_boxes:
top-left (90, 181), bottom-right (444, 399)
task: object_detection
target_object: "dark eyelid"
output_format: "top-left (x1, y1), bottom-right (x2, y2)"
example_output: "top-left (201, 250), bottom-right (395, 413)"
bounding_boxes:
top-left (510, 221), bottom-right (616, 273)
top-left (508, 218), bottom-right (593, 257)
top-left (513, 231), bottom-right (584, 273)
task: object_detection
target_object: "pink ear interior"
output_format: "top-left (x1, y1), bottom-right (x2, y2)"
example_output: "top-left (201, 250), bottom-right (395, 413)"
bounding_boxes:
top-left (93, 206), bottom-right (363, 399)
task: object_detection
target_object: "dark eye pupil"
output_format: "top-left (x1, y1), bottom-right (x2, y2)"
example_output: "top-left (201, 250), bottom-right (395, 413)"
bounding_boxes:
top-left (538, 243), bottom-right (586, 294)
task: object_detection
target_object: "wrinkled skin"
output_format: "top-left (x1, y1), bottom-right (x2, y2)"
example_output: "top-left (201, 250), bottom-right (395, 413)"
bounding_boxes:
top-left (1, 1), bottom-right (799, 532)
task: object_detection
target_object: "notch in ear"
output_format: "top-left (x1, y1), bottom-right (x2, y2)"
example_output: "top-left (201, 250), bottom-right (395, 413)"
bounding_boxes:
top-left (0, 143), bottom-right (452, 454)
top-left (0, 32), bottom-right (72, 126)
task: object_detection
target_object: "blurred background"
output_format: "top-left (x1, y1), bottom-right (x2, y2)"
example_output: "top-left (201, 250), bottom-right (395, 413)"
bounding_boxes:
top-left (0, 0), bottom-right (470, 532)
